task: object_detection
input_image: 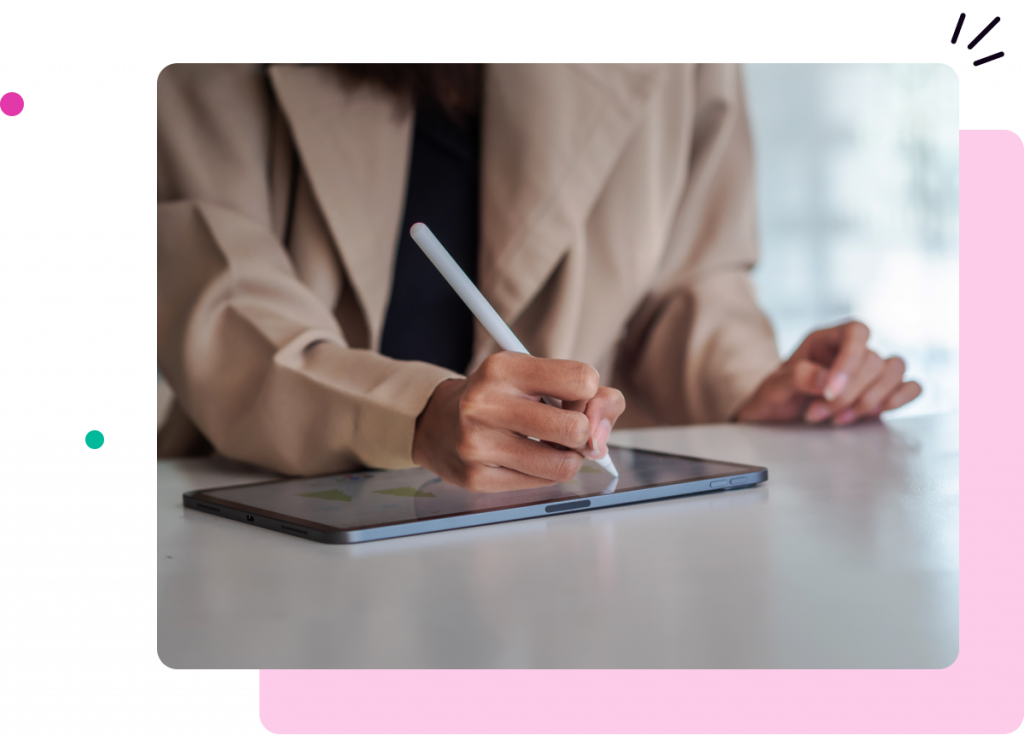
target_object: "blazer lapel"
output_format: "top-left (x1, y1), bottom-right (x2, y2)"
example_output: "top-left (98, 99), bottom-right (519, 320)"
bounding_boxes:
top-left (268, 64), bottom-right (662, 364)
top-left (268, 64), bottom-right (412, 350)
top-left (474, 64), bottom-right (664, 363)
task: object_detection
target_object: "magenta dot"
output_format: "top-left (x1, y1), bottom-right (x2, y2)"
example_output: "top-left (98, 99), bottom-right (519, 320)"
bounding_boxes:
top-left (1, 93), bottom-right (25, 117)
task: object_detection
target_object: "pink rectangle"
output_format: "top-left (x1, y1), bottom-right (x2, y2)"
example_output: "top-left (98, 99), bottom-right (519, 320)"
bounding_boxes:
top-left (258, 130), bottom-right (1023, 734)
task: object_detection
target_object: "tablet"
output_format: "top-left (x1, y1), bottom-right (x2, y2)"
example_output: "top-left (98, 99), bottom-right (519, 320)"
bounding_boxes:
top-left (183, 446), bottom-right (767, 544)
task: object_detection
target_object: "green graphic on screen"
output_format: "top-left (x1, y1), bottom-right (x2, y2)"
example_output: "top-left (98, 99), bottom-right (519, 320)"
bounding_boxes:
top-left (579, 465), bottom-right (603, 474)
top-left (373, 487), bottom-right (436, 498)
top-left (83, 429), bottom-right (122, 452)
top-left (300, 489), bottom-right (353, 502)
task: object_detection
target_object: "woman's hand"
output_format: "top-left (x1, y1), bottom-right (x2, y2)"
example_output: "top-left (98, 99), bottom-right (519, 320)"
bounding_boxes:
top-left (412, 352), bottom-right (626, 492)
top-left (736, 320), bottom-right (922, 426)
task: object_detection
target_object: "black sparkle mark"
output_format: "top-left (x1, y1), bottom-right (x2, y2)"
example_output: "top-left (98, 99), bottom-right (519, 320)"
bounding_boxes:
top-left (946, 11), bottom-right (962, 45)
top-left (970, 51), bottom-right (1003, 67)
top-left (946, 12), bottom-right (1003, 68)
top-left (966, 14), bottom-right (999, 49)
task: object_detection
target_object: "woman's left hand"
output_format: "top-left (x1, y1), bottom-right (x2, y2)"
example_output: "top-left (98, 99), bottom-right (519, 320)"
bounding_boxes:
top-left (736, 320), bottom-right (922, 426)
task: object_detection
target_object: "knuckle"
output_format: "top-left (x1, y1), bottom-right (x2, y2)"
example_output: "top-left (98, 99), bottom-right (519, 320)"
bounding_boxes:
top-left (564, 362), bottom-right (599, 397)
top-left (458, 384), bottom-right (489, 418)
top-left (561, 412), bottom-right (590, 447)
top-left (579, 364), bottom-right (601, 396)
top-left (849, 320), bottom-right (870, 340)
top-left (793, 359), bottom-right (815, 381)
top-left (478, 354), bottom-right (500, 381)
top-left (554, 452), bottom-right (583, 483)
top-left (455, 422), bottom-right (491, 462)
top-left (888, 356), bottom-right (906, 373)
top-left (454, 432), bottom-right (478, 462)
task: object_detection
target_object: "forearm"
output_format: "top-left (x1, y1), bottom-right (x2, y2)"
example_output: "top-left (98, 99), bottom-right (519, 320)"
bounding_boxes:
top-left (158, 199), bottom-right (458, 475)
top-left (616, 269), bottom-right (779, 426)
top-left (613, 64), bottom-right (781, 426)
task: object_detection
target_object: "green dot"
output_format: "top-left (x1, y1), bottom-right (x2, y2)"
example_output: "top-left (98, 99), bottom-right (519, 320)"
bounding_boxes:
top-left (85, 429), bottom-right (107, 452)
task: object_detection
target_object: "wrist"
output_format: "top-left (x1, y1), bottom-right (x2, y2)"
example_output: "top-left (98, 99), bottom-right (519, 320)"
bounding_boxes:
top-left (412, 378), bottom-right (464, 468)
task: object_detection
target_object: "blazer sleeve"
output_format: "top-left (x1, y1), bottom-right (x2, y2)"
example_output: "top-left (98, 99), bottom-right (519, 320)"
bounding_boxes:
top-left (615, 64), bottom-right (781, 426)
top-left (157, 64), bottom-right (457, 475)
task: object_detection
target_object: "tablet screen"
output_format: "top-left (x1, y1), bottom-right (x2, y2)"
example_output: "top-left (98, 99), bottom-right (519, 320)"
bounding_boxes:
top-left (198, 447), bottom-right (759, 532)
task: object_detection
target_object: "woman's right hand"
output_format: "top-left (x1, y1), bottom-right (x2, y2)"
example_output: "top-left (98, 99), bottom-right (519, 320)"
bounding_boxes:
top-left (412, 352), bottom-right (626, 492)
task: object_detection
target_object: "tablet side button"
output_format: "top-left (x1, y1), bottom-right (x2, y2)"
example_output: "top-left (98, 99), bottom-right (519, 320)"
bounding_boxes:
top-left (730, 477), bottom-right (748, 485)
top-left (710, 479), bottom-right (729, 488)
top-left (545, 499), bottom-right (592, 513)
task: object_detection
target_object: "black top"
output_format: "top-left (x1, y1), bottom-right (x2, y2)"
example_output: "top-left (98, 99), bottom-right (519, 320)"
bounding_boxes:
top-left (379, 100), bottom-right (481, 373)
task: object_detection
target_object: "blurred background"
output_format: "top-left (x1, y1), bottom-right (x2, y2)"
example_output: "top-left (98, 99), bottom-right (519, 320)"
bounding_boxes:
top-left (743, 64), bottom-right (958, 418)
top-left (158, 64), bottom-right (960, 427)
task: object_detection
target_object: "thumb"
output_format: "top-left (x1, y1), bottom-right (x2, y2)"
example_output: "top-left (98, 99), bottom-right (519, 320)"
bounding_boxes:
top-left (581, 388), bottom-right (625, 459)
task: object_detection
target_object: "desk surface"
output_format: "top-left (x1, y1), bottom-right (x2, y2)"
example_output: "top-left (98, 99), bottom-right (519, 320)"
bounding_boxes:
top-left (158, 413), bottom-right (958, 669)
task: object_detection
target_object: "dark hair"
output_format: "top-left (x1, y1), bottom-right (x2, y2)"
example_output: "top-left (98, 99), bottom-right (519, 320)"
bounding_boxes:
top-left (338, 64), bottom-right (482, 124)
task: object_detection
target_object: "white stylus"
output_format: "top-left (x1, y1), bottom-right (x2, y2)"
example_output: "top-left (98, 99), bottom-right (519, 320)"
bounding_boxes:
top-left (410, 222), bottom-right (619, 478)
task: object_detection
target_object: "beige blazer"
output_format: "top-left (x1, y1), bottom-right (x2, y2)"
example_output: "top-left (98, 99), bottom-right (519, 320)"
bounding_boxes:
top-left (158, 64), bottom-right (780, 476)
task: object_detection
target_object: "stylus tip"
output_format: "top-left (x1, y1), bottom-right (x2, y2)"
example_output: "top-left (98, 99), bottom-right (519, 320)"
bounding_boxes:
top-left (594, 453), bottom-right (619, 477)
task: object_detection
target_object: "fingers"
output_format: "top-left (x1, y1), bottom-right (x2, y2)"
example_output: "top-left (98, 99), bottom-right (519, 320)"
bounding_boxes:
top-left (738, 320), bottom-right (923, 430)
top-left (456, 429), bottom-right (585, 491)
top-left (823, 321), bottom-right (869, 400)
top-left (581, 387), bottom-right (626, 459)
top-left (797, 321), bottom-right (870, 401)
top-left (735, 358), bottom-right (829, 423)
top-left (882, 380), bottom-right (923, 411)
top-left (804, 352), bottom-right (922, 426)
top-left (850, 357), bottom-right (906, 417)
top-left (427, 352), bottom-right (622, 492)
top-left (804, 348), bottom-right (883, 424)
top-left (833, 376), bottom-right (922, 425)
top-left (826, 350), bottom-right (886, 416)
top-left (499, 434), bottom-right (589, 487)
top-left (533, 386), bottom-right (625, 460)
top-left (462, 376), bottom-right (623, 454)
top-left (469, 391), bottom-right (591, 448)
top-left (791, 359), bottom-right (830, 395)
top-left (479, 351), bottom-right (600, 403)
top-left (528, 387), bottom-right (624, 460)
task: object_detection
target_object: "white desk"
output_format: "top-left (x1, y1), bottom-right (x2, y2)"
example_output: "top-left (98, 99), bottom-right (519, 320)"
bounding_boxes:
top-left (158, 413), bottom-right (958, 669)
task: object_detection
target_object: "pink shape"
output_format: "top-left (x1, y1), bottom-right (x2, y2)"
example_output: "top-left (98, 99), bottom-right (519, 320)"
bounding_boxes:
top-left (258, 131), bottom-right (1024, 734)
top-left (3, 89), bottom-right (23, 217)
top-left (1, 92), bottom-right (24, 117)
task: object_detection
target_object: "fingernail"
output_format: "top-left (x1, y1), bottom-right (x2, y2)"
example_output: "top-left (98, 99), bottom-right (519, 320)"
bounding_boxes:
top-left (587, 419), bottom-right (612, 458)
top-left (833, 408), bottom-right (856, 426)
top-left (806, 403), bottom-right (831, 423)
top-left (823, 373), bottom-right (848, 401)
top-left (815, 369), bottom-right (830, 392)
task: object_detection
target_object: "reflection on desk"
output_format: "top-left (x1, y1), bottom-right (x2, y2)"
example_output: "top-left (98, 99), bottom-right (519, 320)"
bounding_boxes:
top-left (158, 413), bottom-right (958, 669)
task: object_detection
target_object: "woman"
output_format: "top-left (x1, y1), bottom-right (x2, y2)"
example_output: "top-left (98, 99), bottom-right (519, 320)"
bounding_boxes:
top-left (157, 63), bottom-right (920, 491)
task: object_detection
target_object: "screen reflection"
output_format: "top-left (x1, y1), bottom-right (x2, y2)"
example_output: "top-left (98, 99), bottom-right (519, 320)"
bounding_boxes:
top-left (203, 447), bottom-right (754, 531)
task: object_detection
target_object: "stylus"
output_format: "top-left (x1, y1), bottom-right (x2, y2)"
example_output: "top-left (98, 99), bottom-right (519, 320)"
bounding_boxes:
top-left (410, 222), bottom-right (619, 477)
